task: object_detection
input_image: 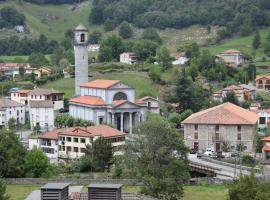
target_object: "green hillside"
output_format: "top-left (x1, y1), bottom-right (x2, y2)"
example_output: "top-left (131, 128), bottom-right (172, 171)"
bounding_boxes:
top-left (206, 29), bottom-right (270, 56)
top-left (0, 0), bottom-right (92, 40)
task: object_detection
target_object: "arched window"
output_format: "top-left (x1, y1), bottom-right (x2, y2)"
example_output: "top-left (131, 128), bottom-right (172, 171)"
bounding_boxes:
top-left (80, 33), bottom-right (85, 42)
top-left (113, 92), bottom-right (127, 101)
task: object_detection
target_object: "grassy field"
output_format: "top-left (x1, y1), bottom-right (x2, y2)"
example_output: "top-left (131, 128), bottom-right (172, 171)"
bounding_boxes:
top-left (7, 184), bottom-right (228, 200)
top-left (7, 184), bottom-right (41, 200)
top-left (0, 0), bottom-right (92, 40)
top-left (206, 29), bottom-right (270, 56)
top-left (42, 73), bottom-right (158, 99)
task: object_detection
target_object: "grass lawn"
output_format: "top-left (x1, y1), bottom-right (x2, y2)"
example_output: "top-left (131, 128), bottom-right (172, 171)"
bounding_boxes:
top-left (7, 184), bottom-right (41, 200)
top-left (42, 73), bottom-right (158, 99)
top-left (182, 184), bottom-right (228, 200)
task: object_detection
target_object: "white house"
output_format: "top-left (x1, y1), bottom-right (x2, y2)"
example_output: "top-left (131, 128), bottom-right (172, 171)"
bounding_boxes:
top-left (29, 100), bottom-right (54, 131)
top-left (215, 49), bottom-right (244, 67)
top-left (251, 109), bottom-right (270, 129)
top-left (120, 52), bottom-right (137, 64)
top-left (88, 44), bottom-right (100, 52)
top-left (0, 63), bottom-right (38, 80)
top-left (0, 98), bottom-right (26, 128)
top-left (11, 88), bottom-right (64, 111)
top-left (69, 79), bottom-right (160, 133)
top-left (29, 125), bottom-right (126, 163)
top-left (29, 133), bottom-right (58, 163)
top-left (172, 53), bottom-right (188, 65)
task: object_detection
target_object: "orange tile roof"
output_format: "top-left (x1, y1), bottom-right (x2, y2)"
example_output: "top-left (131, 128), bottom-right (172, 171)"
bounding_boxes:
top-left (80, 79), bottom-right (120, 89)
top-left (256, 75), bottom-right (270, 81)
top-left (112, 99), bottom-right (127, 106)
top-left (40, 125), bottom-right (126, 139)
top-left (70, 96), bottom-right (106, 106)
top-left (262, 136), bottom-right (270, 142)
top-left (86, 125), bottom-right (126, 138)
top-left (18, 90), bottom-right (31, 94)
top-left (222, 49), bottom-right (241, 54)
top-left (182, 102), bottom-right (259, 125)
top-left (263, 145), bottom-right (270, 151)
top-left (135, 99), bottom-right (145, 104)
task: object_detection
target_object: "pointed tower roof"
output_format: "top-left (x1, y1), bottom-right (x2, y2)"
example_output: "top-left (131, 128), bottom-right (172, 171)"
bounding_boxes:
top-left (74, 24), bottom-right (88, 31)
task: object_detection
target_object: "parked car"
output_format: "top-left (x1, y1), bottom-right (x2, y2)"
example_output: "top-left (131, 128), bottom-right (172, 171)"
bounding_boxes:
top-left (190, 149), bottom-right (197, 154)
top-left (203, 147), bottom-right (215, 157)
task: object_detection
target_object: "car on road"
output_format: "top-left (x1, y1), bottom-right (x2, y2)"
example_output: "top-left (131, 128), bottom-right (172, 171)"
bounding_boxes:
top-left (203, 147), bottom-right (215, 157)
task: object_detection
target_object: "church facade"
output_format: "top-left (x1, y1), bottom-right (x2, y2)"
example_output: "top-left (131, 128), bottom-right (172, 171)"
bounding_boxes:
top-left (69, 79), bottom-right (160, 133)
top-left (70, 24), bottom-right (160, 133)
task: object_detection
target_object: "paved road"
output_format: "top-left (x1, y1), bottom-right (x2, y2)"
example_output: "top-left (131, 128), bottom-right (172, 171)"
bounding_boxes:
top-left (188, 154), bottom-right (260, 179)
top-left (25, 185), bottom-right (83, 200)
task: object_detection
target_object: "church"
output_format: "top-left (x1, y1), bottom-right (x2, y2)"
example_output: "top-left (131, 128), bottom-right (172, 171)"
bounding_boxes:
top-left (69, 24), bottom-right (160, 133)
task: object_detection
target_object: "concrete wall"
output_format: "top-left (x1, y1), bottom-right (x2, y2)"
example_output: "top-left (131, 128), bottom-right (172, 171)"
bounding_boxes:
top-left (184, 124), bottom-right (257, 152)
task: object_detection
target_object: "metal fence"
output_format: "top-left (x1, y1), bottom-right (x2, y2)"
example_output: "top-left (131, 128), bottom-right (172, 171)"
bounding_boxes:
top-left (69, 193), bottom-right (158, 200)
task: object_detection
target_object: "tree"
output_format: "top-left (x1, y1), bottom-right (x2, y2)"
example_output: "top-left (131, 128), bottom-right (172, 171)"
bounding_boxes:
top-left (59, 58), bottom-right (70, 71)
top-left (175, 69), bottom-right (195, 110)
top-left (156, 46), bottom-right (172, 69)
top-left (141, 28), bottom-right (162, 44)
top-left (118, 21), bottom-right (133, 39)
top-left (18, 66), bottom-right (25, 79)
top-left (28, 53), bottom-right (49, 67)
top-left (89, 3), bottom-right (104, 24)
top-left (0, 130), bottom-right (26, 177)
top-left (185, 43), bottom-right (200, 59)
top-left (89, 31), bottom-right (102, 44)
top-left (123, 114), bottom-right (189, 199)
top-left (229, 175), bottom-right (270, 200)
top-left (84, 137), bottom-right (113, 170)
top-left (25, 146), bottom-right (50, 177)
top-left (0, 179), bottom-right (9, 200)
top-left (132, 39), bottom-right (158, 61)
top-left (98, 35), bottom-right (124, 61)
top-left (223, 91), bottom-right (239, 105)
top-left (252, 30), bottom-right (261, 49)
top-left (104, 19), bottom-right (115, 32)
top-left (8, 118), bottom-right (16, 130)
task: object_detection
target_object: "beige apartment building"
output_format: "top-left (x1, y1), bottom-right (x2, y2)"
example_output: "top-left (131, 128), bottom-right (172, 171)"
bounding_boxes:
top-left (182, 102), bottom-right (259, 152)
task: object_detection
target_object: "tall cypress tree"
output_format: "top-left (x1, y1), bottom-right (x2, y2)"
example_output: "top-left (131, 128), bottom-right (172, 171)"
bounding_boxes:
top-left (252, 30), bottom-right (261, 49)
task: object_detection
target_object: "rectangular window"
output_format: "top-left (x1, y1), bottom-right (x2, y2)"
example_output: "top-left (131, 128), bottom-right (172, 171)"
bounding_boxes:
top-left (237, 125), bottom-right (241, 132)
top-left (67, 146), bottom-right (71, 152)
top-left (74, 147), bottom-right (79, 152)
top-left (73, 137), bottom-right (78, 143)
top-left (194, 132), bottom-right (198, 140)
top-left (80, 148), bottom-right (86, 153)
top-left (80, 138), bottom-right (86, 143)
top-left (67, 137), bottom-right (71, 142)
top-left (62, 146), bottom-right (65, 151)
top-left (237, 133), bottom-right (241, 140)
top-left (215, 125), bottom-right (219, 132)
top-left (215, 132), bottom-right (219, 140)
top-left (194, 124), bottom-right (198, 131)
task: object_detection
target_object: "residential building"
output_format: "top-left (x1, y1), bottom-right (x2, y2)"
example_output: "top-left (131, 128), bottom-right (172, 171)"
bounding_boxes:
top-left (215, 49), bottom-right (244, 67)
top-left (262, 136), bottom-right (270, 160)
top-left (69, 79), bottom-right (160, 133)
top-left (182, 102), bottom-right (259, 152)
top-left (251, 109), bottom-right (270, 129)
top-left (11, 88), bottom-right (64, 111)
top-left (256, 75), bottom-right (270, 91)
top-left (29, 125), bottom-right (126, 163)
top-left (0, 98), bottom-right (26, 128)
top-left (212, 84), bottom-right (256, 102)
top-left (120, 52), bottom-right (137, 64)
top-left (29, 100), bottom-right (54, 131)
top-left (10, 89), bottom-right (31, 105)
top-left (32, 67), bottom-right (52, 78)
top-left (172, 52), bottom-right (188, 65)
top-left (88, 44), bottom-right (100, 52)
top-left (28, 88), bottom-right (64, 111)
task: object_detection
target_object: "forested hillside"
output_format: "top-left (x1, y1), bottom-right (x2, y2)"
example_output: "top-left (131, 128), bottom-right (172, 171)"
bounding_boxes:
top-left (90, 0), bottom-right (270, 40)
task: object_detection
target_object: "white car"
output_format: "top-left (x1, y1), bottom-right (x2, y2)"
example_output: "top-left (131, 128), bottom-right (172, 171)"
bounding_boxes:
top-left (203, 147), bottom-right (215, 157)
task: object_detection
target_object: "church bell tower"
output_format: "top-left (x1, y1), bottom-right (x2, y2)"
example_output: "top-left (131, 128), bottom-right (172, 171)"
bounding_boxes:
top-left (74, 24), bottom-right (89, 96)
